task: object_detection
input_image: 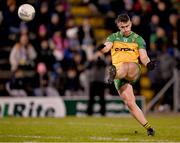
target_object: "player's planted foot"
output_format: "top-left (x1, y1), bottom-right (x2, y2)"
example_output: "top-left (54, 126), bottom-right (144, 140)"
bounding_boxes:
top-left (147, 128), bottom-right (155, 136)
top-left (106, 65), bottom-right (116, 84)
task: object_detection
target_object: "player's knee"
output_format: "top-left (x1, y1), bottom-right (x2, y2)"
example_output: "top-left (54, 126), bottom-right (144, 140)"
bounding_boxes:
top-left (127, 63), bottom-right (140, 80)
top-left (116, 71), bottom-right (126, 79)
top-left (127, 76), bottom-right (137, 82)
top-left (116, 66), bottom-right (128, 79)
top-left (127, 71), bottom-right (139, 80)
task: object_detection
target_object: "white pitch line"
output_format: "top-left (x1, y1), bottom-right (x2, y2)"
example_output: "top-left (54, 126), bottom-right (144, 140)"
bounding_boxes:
top-left (0, 134), bottom-right (63, 139)
top-left (89, 136), bottom-right (177, 142)
top-left (90, 136), bottom-right (129, 141)
top-left (0, 121), bottom-right (56, 125)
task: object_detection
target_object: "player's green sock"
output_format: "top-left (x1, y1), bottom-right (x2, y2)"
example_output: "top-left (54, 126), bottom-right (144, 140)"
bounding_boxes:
top-left (143, 122), bottom-right (151, 130)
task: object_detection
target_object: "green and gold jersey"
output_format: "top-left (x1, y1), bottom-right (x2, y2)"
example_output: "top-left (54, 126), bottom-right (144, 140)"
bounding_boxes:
top-left (106, 31), bottom-right (146, 66)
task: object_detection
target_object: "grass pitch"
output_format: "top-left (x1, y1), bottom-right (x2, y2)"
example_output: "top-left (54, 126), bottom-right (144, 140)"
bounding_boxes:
top-left (0, 114), bottom-right (180, 142)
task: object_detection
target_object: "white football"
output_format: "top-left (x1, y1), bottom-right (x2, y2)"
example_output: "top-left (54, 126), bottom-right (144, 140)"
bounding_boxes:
top-left (18, 4), bottom-right (35, 22)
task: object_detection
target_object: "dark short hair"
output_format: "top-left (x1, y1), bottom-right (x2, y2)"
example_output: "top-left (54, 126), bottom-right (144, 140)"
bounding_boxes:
top-left (115, 13), bottom-right (130, 24)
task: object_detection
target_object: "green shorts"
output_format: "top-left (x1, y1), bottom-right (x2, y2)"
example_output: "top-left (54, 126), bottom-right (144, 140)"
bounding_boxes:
top-left (114, 78), bottom-right (137, 90)
top-left (114, 63), bottom-right (141, 90)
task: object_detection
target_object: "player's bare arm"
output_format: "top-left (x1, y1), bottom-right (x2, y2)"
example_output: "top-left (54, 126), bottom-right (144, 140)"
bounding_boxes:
top-left (97, 42), bottom-right (113, 53)
top-left (139, 49), bottom-right (157, 70)
top-left (139, 49), bottom-right (150, 66)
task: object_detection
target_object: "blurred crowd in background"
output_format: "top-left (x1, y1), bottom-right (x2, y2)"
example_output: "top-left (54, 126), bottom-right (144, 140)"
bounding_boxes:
top-left (0, 0), bottom-right (179, 109)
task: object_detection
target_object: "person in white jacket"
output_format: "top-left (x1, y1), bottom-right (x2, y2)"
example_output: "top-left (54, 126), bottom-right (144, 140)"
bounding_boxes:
top-left (9, 33), bottom-right (37, 71)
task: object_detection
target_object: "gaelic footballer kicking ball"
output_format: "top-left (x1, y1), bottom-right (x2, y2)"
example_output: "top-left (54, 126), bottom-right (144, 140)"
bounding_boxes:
top-left (18, 4), bottom-right (35, 22)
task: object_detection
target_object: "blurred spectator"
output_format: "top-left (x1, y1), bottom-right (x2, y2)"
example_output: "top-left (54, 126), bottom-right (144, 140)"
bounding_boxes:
top-left (50, 31), bottom-right (69, 62)
top-left (154, 1), bottom-right (170, 27)
top-left (65, 67), bottom-right (81, 96)
top-left (36, 1), bottom-right (50, 27)
top-left (37, 39), bottom-right (55, 71)
top-left (149, 14), bottom-right (160, 34)
top-left (73, 50), bottom-right (87, 73)
top-left (78, 17), bottom-right (96, 61)
top-left (87, 53), bottom-right (106, 116)
top-left (131, 15), bottom-right (143, 35)
top-left (149, 27), bottom-right (168, 53)
top-left (53, 0), bottom-right (69, 30)
top-left (66, 27), bottom-right (80, 51)
top-left (9, 33), bottom-right (37, 71)
top-left (6, 68), bottom-right (28, 97)
top-left (19, 22), bottom-right (29, 35)
top-left (123, 0), bottom-right (134, 14)
top-left (32, 62), bottom-right (60, 96)
top-left (166, 13), bottom-right (178, 48)
top-left (48, 13), bottom-right (62, 36)
top-left (66, 17), bottom-right (80, 51)
top-left (78, 17), bottom-right (96, 46)
top-left (38, 24), bottom-right (49, 39)
top-left (2, 0), bottom-right (20, 46)
top-left (32, 62), bottom-right (49, 96)
top-left (50, 63), bottom-right (67, 96)
top-left (19, 22), bottom-right (36, 42)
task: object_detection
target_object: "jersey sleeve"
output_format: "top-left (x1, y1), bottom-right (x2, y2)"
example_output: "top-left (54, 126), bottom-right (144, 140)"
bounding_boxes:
top-left (136, 36), bottom-right (146, 49)
top-left (106, 33), bottom-right (115, 42)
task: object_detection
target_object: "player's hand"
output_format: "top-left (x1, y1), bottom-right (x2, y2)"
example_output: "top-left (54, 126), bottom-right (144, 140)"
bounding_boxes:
top-left (147, 60), bottom-right (158, 70)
